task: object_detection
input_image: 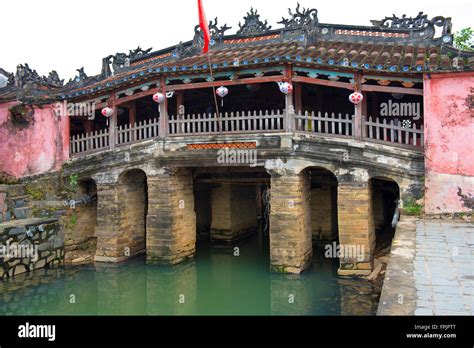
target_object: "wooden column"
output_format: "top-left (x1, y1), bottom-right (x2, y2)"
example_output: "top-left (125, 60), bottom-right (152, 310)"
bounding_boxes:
top-left (129, 102), bottom-right (136, 126)
top-left (361, 92), bottom-right (368, 138)
top-left (176, 91), bottom-right (184, 134)
top-left (176, 90), bottom-right (184, 114)
top-left (354, 72), bottom-right (363, 140)
top-left (285, 64), bottom-right (295, 132)
top-left (158, 76), bottom-right (168, 138)
top-left (109, 94), bottom-right (117, 149)
top-left (294, 82), bottom-right (303, 114)
top-left (371, 93), bottom-right (379, 118)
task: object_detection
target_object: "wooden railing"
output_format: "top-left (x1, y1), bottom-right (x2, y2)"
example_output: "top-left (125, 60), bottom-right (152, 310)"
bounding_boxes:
top-left (117, 118), bottom-right (160, 146)
top-left (363, 116), bottom-right (424, 147)
top-left (70, 128), bottom-right (109, 155)
top-left (168, 110), bottom-right (284, 136)
top-left (70, 110), bottom-right (424, 156)
top-left (295, 112), bottom-right (354, 137)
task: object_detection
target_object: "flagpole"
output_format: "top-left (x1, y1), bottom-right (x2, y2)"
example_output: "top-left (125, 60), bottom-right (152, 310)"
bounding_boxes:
top-left (207, 54), bottom-right (221, 132)
top-left (198, 0), bottom-right (221, 133)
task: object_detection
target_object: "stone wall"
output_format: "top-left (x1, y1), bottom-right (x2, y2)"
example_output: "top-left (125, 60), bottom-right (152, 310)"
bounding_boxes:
top-left (424, 72), bottom-right (474, 214)
top-left (0, 218), bottom-right (64, 279)
top-left (194, 184), bottom-right (212, 240)
top-left (211, 184), bottom-right (258, 243)
top-left (0, 102), bottom-right (69, 178)
top-left (310, 186), bottom-right (338, 242)
top-left (65, 180), bottom-right (97, 252)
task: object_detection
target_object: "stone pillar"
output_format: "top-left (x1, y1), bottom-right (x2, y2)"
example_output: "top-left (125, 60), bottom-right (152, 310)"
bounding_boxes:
top-left (337, 179), bottom-right (374, 276)
top-left (146, 168), bottom-right (196, 265)
top-left (94, 182), bottom-right (123, 262)
top-left (269, 171), bottom-right (312, 274)
top-left (94, 171), bottom-right (147, 263)
top-left (210, 184), bottom-right (258, 243)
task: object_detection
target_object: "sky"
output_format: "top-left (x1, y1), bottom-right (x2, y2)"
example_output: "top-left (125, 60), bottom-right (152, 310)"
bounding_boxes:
top-left (0, 0), bottom-right (472, 81)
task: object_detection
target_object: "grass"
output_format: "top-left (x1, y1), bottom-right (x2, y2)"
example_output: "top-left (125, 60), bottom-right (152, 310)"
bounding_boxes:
top-left (404, 199), bottom-right (423, 216)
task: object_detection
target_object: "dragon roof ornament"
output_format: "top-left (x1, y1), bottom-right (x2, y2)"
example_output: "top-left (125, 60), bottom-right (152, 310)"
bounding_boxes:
top-left (370, 12), bottom-right (452, 38)
top-left (237, 8), bottom-right (271, 36)
top-left (278, 3), bottom-right (318, 30)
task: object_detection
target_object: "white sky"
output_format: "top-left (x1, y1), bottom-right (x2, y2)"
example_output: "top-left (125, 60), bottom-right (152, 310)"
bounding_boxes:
top-left (1, 0), bottom-right (472, 80)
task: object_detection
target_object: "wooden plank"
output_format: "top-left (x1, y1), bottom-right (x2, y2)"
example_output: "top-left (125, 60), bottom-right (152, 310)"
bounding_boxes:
top-left (292, 75), bottom-right (354, 90)
top-left (167, 75), bottom-right (283, 92)
top-left (361, 84), bottom-right (423, 96)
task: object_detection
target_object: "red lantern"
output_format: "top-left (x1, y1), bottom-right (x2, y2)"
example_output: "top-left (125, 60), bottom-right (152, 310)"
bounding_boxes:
top-left (349, 92), bottom-right (364, 105)
top-left (153, 92), bottom-right (165, 104)
top-left (101, 107), bottom-right (113, 117)
top-left (278, 82), bottom-right (293, 95)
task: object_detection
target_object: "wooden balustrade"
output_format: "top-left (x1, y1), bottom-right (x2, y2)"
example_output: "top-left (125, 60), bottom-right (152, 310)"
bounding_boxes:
top-left (363, 116), bottom-right (424, 147)
top-left (70, 111), bottom-right (424, 156)
top-left (70, 128), bottom-right (109, 155)
top-left (168, 110), bottom-right (284, 136)
top-left (295, 112), bottom-right (354, 137)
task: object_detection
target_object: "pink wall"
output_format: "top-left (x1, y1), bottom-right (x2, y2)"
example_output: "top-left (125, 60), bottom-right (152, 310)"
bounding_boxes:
top-left (0, 101), bottom-right (69, 178)
top-left (424, 72), bottom-right (474, 214)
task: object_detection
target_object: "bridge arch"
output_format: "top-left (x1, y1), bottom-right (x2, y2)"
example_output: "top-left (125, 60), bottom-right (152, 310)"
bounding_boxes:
top-left (370, 177), bottom-right (400, 256)
top-left (302, 167), bottom-right (339, 247)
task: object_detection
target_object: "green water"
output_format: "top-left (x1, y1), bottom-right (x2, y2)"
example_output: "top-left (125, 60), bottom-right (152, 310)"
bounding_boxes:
top-left (0, 236), bottom-right (381, 315)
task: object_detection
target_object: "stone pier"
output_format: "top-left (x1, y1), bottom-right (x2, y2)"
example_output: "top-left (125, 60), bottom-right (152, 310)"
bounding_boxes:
top-left (94, 170), bottom-right (148, 262)
top-left (269, 170), bottom-right (312, 274)
top-left (210, 184), bottom-right (258, 243)
top-left (146, 168), bottom-right (196, 265)
top-left (94, 182), bottom-right (124, 262)
top-left (337, 175), bottom-right (374, 276)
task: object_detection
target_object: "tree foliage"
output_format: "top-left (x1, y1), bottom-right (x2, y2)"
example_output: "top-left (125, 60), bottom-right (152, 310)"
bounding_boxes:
top-left (454, 27), bottom-right (474, 51)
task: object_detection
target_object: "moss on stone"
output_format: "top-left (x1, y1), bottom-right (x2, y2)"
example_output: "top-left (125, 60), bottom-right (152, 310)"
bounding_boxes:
top-left (25, 185), bottom-right (46, 201)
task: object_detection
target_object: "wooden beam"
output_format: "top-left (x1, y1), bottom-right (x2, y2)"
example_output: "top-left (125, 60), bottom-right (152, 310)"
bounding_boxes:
top-left (109, 94), bottom-right (117, 149)
top-left (116, 87), bottom-right (160, 106)
top-left (158, 76), bottom-right (168, 138)
top-left (285, 64), bottom-right (294, 132)
top-left (167, 75), bottom-right (283, 91)
top-left (129, 102), bottom-right (136, 126)
top-left (354, 72), bottom-right (363, 140)
top-left (294, 82), bottom-right (302, 113)
top-left (115, 75), bottom-right (284, 106)
top-left (361, 84), bottom-right (423, 96)
top-left (292, 75), bottom-right (354, 90)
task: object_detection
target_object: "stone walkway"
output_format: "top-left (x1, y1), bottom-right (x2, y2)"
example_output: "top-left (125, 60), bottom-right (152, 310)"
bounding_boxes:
top-left (413, 220), bottom-right (473, 315)
top-left (377, 217), bottom-right (473, 315)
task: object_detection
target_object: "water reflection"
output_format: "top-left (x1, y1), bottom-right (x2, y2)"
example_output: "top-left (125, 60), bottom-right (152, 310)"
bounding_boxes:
top-left (0, 237), bottom-right (380, 315)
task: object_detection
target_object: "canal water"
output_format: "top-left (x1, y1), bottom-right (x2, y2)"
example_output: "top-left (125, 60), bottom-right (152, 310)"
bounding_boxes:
top-left (0, 235), bottom-right (381, 315)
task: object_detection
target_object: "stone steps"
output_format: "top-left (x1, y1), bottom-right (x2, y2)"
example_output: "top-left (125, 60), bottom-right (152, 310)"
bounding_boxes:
top-left (0, 185), bottom-right (29, 223)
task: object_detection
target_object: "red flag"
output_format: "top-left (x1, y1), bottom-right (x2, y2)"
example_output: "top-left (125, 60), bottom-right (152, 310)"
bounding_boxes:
top-left (198, 0), bottom-right (211, 53)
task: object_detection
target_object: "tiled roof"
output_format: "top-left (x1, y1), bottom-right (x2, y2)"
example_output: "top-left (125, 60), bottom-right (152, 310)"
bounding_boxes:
top-left (1, 7), bottom-right (473, 103)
